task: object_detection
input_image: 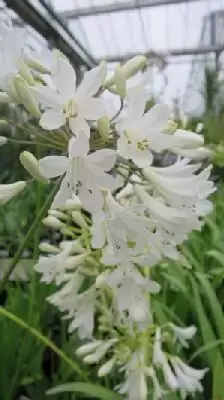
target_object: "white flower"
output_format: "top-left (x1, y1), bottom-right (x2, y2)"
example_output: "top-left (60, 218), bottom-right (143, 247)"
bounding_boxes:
top-left (103, 263), bottom-right (160, 323)
top-left (0, 181), bottom-right (26, 205)
top-left (47, 276), bottom-right (95, 338)
top-left (170, 324), bottom-right (197, 348)
top-left (170, 356), bottom-right (207, 394)
top-left (117, 86), bottom-right (172, 167)
top-left (153, 327), bottom-right (164, 365)
top-left (135, 185), bottom-right (202, 237)
top-left (33, 57), bottom-right (106, 136)
top-left (143, 159), bottom-right (215, 208)
top-left (39, 134), bottom-right (120, 212)
top-left (35, 247), bottom-right (70, 285)
top-left (98, 357), bottom-right (116, 377)
top-left (83, 339), bottom-right (117, 363)
top-left (91, 191), bottom-right (150, 256)
top-left (0, 26), bottom-right (25, 99)
top-left (117, 351), bottom-right (148, 400)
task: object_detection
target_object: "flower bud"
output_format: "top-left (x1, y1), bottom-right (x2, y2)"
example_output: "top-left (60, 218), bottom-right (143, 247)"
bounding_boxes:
top-left (0, 136), bottom-right (8, 146)
top-left (98, 357), bottom-right (115, 377)
top-left (65, 253), bottom-right (88, 269)
top-left (0, 181), bottom-right (26, 205)
top-left (18, 59), bottom-right (36, 85)
top-left (76, 341), bottom-right (103, 356)
top-left (196, 122), bottom-right (204, 133)
top-left (14, 75), bottom-right (41, 118)
top-left (20, 151), bottom-right (49, 184)
top-left (42, 216), bottom-right (64, 229)
top-left (48, 209), bottom-right (69, 221)
top-left (123, 55), bottom-right (147, 79)
top-left (0, 92), bottom-right (10, 103)
top-left (97, 116), bottom-right (110, 142)
top-left (115, 64), bottom-right (126, 98)
top-left (62, 197), bottom-right (81, 210)
top-left (60, 239), bottom-right (84, 253)
top-left (24, 55), bottom-right (50, 74)
top-left (71, 211), bottom-right (88, 229)
top-left (39, 242), bottom-right (60, 254)
top-left (60, 227), bottom-right (74, 237)
top-left (173, 130), bottom-right (204, 149)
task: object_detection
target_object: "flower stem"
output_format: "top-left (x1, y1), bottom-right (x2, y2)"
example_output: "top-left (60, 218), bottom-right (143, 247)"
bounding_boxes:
top-left (0, 307), bottom-right (87, 378)
top-left (0, 181), bottom-right (59, 292)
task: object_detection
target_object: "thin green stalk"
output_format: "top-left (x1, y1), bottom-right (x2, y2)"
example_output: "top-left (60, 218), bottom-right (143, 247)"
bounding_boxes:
top-left (0, 181), bottom-right (59, 292)
top-left (0, 307), bottom-right (87, 378)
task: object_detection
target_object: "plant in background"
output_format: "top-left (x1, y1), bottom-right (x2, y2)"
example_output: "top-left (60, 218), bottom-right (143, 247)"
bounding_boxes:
top-left (0, 20), bottom-right (216, 399)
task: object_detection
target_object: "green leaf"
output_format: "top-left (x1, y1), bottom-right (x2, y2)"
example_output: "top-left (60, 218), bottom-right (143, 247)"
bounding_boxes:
top-left (47, 382), bottom-right (122, 399)
top-left (195, 272), bottom-right (224, 347)
top-left (190, 339), bottom-right (224, 362)
top-left (189, 275), bottom-right (220, 368)
top-left (212, 354), bottom-right (224, 399)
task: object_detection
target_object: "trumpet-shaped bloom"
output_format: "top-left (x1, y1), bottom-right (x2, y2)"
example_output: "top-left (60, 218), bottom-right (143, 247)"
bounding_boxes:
top-left (39, 134), bottom-right (120, 212)
top-left (33, 58), bottom-right (106, 136)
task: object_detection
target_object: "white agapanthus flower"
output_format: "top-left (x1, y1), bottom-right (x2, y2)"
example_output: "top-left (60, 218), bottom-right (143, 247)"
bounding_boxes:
top-left (98, 263), bottom-right (160, 323)
top-left (170, 324), bottom-right (197, 348)
top-left (153, 327), bottom-right (207, 396)
top-left (33, 57), bottom-right (106, 136)
top-left (39, 134), bottom-right (121, 212)
top-left (143, 159), bottom-right (215, 208)
top-left (47, 275), bottom-right (96, 338)
top-left (91, 191), bottom-right (150, 253)
top-left (117, 86), bottom-right (174, 167)
top-left (0, 25), bottom-right (25, 99)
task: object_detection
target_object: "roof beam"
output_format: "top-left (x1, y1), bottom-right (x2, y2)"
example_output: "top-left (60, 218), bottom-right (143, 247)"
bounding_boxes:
top-left (96, 45), bottom-right (224, 63)
top-left (3, 0), bottom-right (96, 68)
top-left (59, 0), bottom-right (202, 19)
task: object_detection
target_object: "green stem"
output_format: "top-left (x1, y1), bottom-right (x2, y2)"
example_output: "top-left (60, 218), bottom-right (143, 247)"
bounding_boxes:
top-left (0, 307), bottom-right (86, 378)
top-left (0, 181), bottom-right (59, 292)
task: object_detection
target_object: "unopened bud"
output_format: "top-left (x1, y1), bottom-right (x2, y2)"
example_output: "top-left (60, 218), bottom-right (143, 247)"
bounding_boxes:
top-left (0, 92), bottom-right (10, 103)
top-left (65, 253), bottom-right (88, 269)
top-left (76, 341), bottom-right (103, 356)
top-left (14, 75), bottom-right (41, 118)
top-left (98, 357), bottom-right (115, 377)
top-left (0, 136), bottom-right (7, 146)
top-left (97, 116), bottom-right (110, 142)
top-left (62, 197), bottom-right (81, 210)
top-left (123, 55), bottom-right (147, 79)
top-left (18, 59), bottom-right (36, 86)
top-left (72, 211), bottom-right (88, 229)
top-left (60, 239), bottom-right (84, 253)
top-left (20, 151), bottom-right (49, 184)
top-left (60, 227), bottom-right (74, 237)
top-left (24, 55), bottom-right (50, 74)
top-left (115, 64), bottom-right (126, 98)
top-left (42, 216), bottom-right (64, 229)
top-left (49, 209), bottom-right (69, 221)
top-left (0, 181), bottom-right (26, 205)
top-left (39, 242), bottom-right (60, 254)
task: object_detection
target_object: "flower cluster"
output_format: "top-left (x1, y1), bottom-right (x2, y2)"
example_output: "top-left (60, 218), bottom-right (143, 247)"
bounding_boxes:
top-left (0, 22), bottom-right (215, 399)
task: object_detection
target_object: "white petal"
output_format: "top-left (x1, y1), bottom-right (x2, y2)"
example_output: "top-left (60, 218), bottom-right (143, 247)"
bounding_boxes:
top-left (51, 178), bottom-right (72, 209)
top-left (79, 183), bottom-right (104, 213)
top-left (39, 156), bottom-right (68, 178)
top-left (69, 117), bottom-right (90, 138)
top-left (68, 134), bottom-right (89, 158)
top-left (39, 109), bottom-right (65, 130)
top-left (127, 84), bottom-right (148, 119)
top-left (76, 63), bottom-right (106, 98)
top-left (51, 57), bottom-right (76, 100)
top-left (91, 212), bottom-right (106, 248)
top-left (141, 104), bottom-right (170, 131)
top-left (88, 165), bottom-right (121, 191)
top-left (32, 86), bottom-right (63, 107)
top-left (87, 149), bottom-right (116, 171)
top-left (80, 97), bottom-right (105, 120)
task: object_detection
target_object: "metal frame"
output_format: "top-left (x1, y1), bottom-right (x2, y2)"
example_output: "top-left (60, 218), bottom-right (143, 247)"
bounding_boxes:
top-left (96, 44), bottom-right (224, 63)
top-left (59, 0), bottom-right (203, 19)
top-left (3, 0), bottom-right (96, 68)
